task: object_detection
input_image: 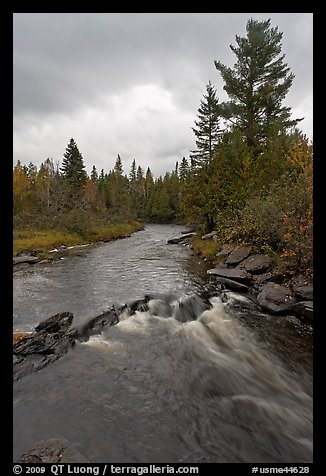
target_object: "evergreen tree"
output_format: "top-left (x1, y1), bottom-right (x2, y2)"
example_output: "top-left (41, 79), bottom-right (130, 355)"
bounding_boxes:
top-left (129, 159), bottom-right (137, 181)
top-left (136, 166), bottom-right (144, 182)
top-left (90, 165), bottom-right (98, 183)
top-left (179, 157), bottom-right (189, 182)
top-left (114, 154), bottom-right (123, 176)
top-left (61, 138), bottom-right (87, 189)
top-left (190, 81), bottom-right (221, 166)
top-left (214, 18), bottom-right (302, 155)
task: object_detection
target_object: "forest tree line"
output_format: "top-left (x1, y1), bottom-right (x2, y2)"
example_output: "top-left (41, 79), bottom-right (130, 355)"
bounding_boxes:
top-left (13, 19), bottom-right (312, 272)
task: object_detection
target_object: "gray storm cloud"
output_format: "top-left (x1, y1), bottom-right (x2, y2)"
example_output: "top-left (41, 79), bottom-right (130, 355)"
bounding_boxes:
top-left (13, 12), bottom-right (313, 176)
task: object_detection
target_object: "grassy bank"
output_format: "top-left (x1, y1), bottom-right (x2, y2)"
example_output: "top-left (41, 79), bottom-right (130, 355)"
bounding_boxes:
top-left (13, 221), bottom-right (144, 255)
top-left (190, 235), bottom-right (220, 262)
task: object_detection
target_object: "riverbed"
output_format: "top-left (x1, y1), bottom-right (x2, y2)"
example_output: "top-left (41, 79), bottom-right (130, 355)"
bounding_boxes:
top-left (13, 224), bottom-right (313, 463)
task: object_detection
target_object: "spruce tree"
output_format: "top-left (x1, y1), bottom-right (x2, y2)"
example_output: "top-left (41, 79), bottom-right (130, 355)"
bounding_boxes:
top-left (61, 138), bottom-right (87, 189)
top-left (214, 18), bottom-right (302, 154)
top-left (190, 81), bottom-right (221, 166)
top-left (90, 165), bottom-right (98, 183)
top-left (129, 159), bottom-right (137, 181)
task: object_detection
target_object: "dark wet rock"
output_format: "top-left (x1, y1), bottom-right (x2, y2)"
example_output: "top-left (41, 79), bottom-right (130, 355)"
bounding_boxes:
top-left (238, 254), bottom-right (272, 274)
top-left (77, 308), bottom-right (120, 340)
top-left (35, 311), bottom-right (74, 334)
top-left (225, 246), bottom-right (252, 265)
top-left (13, 312), bottom-right (77, 381)
top-left (207, 268), bottom-right (253, 284)
top-left (257, 282), bottom-right (295, 314)
top-left (293, 286), bottom-right (313, 301)
top-left (216, 244), bottom-right (234, 257)
top-left (13, 304), bottom-right (126, 380)
top-left (292, 301), bottom-right (313, 322)
top-left (16, 438), bottom-right (89, 463)
top-left (174, 295), bottom-right (212, 322)
top-left (13, 255), bottom-right (40, 265)
top-left (181, 228), bottom-right (196, 234)
top-left (167, 233), bottom-right (196, 244)
top-left (213, 277), bottom-right (249, 292)
top-left (201, 230), bottom-right (218, 240)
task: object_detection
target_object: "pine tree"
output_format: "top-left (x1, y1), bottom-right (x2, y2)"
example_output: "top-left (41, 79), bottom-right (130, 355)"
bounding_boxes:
top-left (61, 138), bottom-right (87, 189)
top-left (129, 159), bottom-right (137, 181)
top-left (179, 157), bottom-right (189, 182)
top-left (90, 165), bottom-right (98, 183)
top-left (114, 154), bottom-right (123, 176)
top-left (190, 81), bottom-right (221, 166)
top-left (214, 18), bottom-right (302, 155)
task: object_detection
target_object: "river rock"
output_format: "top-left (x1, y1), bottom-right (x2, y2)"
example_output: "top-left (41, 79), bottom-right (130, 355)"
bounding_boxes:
top-left (207, 268), bottom-right (252, 284)
top-left (213, 277), bottom-right (249, 292)
top-left (35, 311), bottom-right (74, 334)
top-left (293, 286), bottom-right (313, 301)
top-left (13, 255), bottom-right (40, 265)
top-left (16, 438), bottom-right (89, 463)
top-left (237, 254), bottom-right (272, 274)
top-left (225, 246), bottom-right (252, 265)
top-left (216, 244), bottom-right (234, 257)
top-left (201, 230), bottom-right (218, 240)
top-left (13, 312), bottom-right (77, 380)
top-left (257, 282), bottom-right (295, 314)
top-left (292, 301), bottom-right (313, 322)
top-left (167, 233), bottom-right (196, 244)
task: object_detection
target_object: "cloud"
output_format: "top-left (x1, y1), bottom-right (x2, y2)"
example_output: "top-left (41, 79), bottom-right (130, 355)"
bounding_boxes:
top-left (13, 13), bottom-right (313, 175)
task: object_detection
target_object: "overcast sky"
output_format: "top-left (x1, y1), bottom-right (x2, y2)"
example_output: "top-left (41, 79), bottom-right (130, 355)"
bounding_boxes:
top-left (13, 13), bottom-right (313, 177)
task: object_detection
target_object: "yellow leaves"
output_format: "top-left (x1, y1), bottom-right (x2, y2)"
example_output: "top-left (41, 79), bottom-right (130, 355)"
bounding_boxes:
top-left (286, 136), bottom-right (313, 175)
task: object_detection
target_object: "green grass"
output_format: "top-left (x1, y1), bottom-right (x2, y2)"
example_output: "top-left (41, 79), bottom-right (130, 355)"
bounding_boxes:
top-left (190, 235), bottom-right (220, 260)
top-left (13, 221), bottom-right (143, 255)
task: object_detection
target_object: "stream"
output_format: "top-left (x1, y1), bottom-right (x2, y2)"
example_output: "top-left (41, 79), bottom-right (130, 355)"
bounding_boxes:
top-left (13, 224), bottom-right (313, 463)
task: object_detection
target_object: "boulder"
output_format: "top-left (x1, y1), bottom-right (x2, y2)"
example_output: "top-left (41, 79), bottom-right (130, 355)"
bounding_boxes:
top-left (16, 438), bottom-right (89, 463)
top-left (292, 301), bottom-right (313, 322)
top-left (257, 282), bottom-right (295, 314)
top-left (216, 244), bottom-right (234, 257)
top-left (238, 254), bottom-right (272, 274)
top-left (13, 312), bottom-right (77, 381)
top-left (13, 306), bottom-right (123, 380)
top-left (201, 231), bottom-right (218, 240)
top-left (207, 268), bottom-right (252, 284)
top-left (293, 286), bottom-right (313, 301)
top-left (225, 246), bottom-right (252, 265)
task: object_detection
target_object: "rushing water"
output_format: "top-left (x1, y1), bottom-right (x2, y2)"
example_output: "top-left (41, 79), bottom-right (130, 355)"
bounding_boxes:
top-left (13, 224), bottom-right (313, 463)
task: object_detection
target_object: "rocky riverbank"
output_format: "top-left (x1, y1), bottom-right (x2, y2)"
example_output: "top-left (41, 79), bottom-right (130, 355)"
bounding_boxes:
top-left (167, 232), bottom-right (313, 324)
